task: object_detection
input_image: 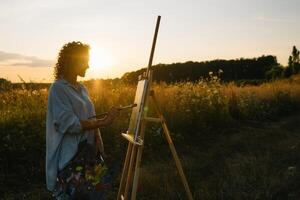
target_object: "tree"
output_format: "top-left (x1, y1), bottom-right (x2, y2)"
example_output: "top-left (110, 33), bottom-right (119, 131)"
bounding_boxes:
top-left (288, 46), bottom-right (300, 74)
top-left (0, 78), bottom-right (12, 91)
top-left (265, 65), bottom-right (284, 80)
top-left (0, 78), bottom-right (11, 84)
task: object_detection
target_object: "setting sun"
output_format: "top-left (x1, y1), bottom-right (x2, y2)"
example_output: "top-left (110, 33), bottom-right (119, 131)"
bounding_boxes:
top-left (87, 46), bottom-right (116, 78)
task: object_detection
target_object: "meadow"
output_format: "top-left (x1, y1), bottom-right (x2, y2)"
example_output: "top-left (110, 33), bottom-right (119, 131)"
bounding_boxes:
top-left (1, 74), bottom-right (300, 199)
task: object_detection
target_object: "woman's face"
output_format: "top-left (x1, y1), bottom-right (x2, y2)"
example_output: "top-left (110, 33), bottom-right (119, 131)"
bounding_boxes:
top-left (74, 52), bottom-right (89, 77)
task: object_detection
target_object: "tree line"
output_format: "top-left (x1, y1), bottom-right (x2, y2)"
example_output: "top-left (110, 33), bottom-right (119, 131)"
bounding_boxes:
top-left (122, 46), bottom-right (300, 84)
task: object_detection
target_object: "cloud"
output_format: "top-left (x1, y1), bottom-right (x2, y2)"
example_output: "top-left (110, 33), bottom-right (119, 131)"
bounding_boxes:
top-left (255, 16), bottom-right (292, 23)
top-left (0, 50), bottom-right (54, 67)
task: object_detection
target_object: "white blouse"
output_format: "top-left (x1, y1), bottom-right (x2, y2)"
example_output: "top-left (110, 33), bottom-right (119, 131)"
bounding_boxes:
top-left (45, 79), bottom-right (100, 191)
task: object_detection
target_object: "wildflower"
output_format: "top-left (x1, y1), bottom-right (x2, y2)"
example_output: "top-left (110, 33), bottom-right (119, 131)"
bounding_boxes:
top-left (32, 90), bottom-right (38, 95)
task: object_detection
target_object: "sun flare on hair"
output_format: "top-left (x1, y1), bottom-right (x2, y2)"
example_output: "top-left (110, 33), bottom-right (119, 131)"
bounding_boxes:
top-left (87, 46), bottom-right (115, 78)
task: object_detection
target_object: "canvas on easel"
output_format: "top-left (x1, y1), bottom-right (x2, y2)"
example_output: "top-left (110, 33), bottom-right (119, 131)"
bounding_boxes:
top-left (127, 79), bottom-right (148, 140)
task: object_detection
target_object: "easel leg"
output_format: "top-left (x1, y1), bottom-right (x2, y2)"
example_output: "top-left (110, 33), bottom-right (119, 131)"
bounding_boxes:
top-left (131, 121), bottom-right (147, 200)
top-left (161, 120), bottom-right (194, 200)
top-left (117, 142), bottom-right (133, 199)
top-left (124, 144), bottom-right (138, 199)
top-left (151, 92), bottom-right (194, 200)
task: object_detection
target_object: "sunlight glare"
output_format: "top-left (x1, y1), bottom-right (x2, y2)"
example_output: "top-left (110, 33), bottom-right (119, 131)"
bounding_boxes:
top-left (88, 46), bottom-right (115, 78)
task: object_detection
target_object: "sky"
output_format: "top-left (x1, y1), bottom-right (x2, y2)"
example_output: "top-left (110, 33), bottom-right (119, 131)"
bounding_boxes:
top-left (0, 0), bottom-right (299, 82)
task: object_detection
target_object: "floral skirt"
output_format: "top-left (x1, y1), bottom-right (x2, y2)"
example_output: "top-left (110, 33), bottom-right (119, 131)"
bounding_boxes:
top-left (53, 141), bottom-right (109, 200)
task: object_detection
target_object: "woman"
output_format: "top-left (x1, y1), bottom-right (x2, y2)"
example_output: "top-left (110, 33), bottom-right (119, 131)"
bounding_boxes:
top-left (46, 41), bottom-right (119, 199)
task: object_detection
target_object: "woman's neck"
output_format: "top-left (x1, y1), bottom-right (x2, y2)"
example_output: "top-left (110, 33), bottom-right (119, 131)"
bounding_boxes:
top-left (63, 74), bottom-right (78, 86)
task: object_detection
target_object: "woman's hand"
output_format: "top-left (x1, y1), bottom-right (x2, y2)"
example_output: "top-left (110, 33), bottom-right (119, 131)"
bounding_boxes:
top-left (103, 106), bottom-right (119, 125)
top-left (81, 106), bottom-right (120, 131)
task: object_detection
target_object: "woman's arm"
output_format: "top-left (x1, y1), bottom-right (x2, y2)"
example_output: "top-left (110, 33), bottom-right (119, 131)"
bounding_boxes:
top-left (80, 118), bottom-right (108, 131)
top-left (80, 107), bottom-right (119, 131)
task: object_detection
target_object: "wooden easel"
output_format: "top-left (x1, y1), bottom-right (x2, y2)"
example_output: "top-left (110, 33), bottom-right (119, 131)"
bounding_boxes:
top-left (117, 16), bottom-right (193, 200)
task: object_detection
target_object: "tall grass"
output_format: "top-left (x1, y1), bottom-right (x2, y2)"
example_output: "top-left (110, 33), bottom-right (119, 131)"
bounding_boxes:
top-left (1, 75), bottom-right (300, 199)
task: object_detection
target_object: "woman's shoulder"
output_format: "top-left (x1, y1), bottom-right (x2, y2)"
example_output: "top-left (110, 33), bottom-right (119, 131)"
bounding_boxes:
top-left (79, 83), bottom-right (88, 93)
top-left (49, 79), bottom-right (68, 93)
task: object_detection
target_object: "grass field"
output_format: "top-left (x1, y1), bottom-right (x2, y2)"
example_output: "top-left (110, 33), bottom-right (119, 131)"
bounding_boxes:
top-left (1, 74), bottom-right (300, 199)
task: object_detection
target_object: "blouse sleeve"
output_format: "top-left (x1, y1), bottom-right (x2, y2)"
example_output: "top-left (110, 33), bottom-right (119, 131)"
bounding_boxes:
top-left (48, 84), bottom-right (83, 135)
